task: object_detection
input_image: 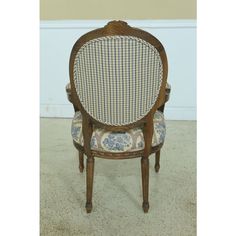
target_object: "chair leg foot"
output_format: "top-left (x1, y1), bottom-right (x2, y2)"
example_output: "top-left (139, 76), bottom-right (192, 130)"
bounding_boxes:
top-left (79, 166), bottom-right (84, 173)
top-left (85, 202), bottom-right (93, 213)
top-left (154, 164), bottom-right (160, 173)
top-left (142, 201), bottom-right (150, 213)
top-left (79, 151), bottom-right (84, 173)
top-left (155, 150), bottom-right (160, 173)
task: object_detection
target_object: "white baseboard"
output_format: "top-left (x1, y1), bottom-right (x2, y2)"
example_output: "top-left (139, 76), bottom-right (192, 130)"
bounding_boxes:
top-left (40, 20), bottom-right (196, 120)
top-left (40, 19), bottom-right (196, 29)
top-left (165, 107), bottom-right (196, 120)
top-left (40, 104), bottom-right (73, 118)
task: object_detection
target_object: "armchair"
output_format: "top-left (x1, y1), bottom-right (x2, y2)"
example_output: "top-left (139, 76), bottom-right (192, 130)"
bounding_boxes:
top-left (66, 21), bottom-right (171, 213)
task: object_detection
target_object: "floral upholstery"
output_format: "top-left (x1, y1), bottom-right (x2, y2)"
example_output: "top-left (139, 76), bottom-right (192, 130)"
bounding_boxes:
top-left (71, 111), bottom-right (166, 153)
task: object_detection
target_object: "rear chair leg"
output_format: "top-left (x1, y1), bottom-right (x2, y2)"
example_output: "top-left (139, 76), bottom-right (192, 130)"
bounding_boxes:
top-left (79, 151), bottom-right (84, 173)
top-left (155, 150), bottom-right (160, 173)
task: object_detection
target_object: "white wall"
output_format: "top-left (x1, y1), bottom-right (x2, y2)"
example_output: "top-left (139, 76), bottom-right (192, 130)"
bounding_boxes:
top-left (40, 20), bottom-right (196, 120)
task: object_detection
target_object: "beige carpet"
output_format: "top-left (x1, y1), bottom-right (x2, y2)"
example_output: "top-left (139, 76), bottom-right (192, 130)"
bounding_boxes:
top-left (40, 118), bottom-right (196, 236)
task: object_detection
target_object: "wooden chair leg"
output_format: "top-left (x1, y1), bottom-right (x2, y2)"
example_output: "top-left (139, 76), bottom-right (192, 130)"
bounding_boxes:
top-left (78, 151), bottom-right (84, 173)
top-left (141, 157), bottom-right (149, 213)
top-left (155, 150), bottom-right (160, 173)
top-left (86, 156), bottom-right (94, 213)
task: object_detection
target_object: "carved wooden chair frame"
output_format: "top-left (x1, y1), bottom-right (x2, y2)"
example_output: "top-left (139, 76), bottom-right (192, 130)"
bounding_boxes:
top-left (67, 21), bottom-right (170, 213)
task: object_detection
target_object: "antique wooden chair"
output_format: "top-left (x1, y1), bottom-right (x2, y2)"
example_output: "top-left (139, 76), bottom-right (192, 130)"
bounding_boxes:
top-left (66, 20), bottom-right (170, 213)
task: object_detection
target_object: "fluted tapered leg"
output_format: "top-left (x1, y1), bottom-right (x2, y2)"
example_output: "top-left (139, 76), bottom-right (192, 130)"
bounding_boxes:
top-left (141, 157), bottom-right (149, 213)
top-left (155, 150), bottom-right (160, 173)
top-left (86, 156), bottom-right (94, 213)
top-left (79, 151), bottom-right (84, 173)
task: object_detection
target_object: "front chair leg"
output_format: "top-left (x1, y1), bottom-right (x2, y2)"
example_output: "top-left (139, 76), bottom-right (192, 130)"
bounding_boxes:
top-left (78, 151), bottom-right (84, 173)
top-left (154, 150), bottom-right (160, 173)
top-left (86, 156), bottom-right (95, 213)
top-left (141, 157), bottom-right (149, 213)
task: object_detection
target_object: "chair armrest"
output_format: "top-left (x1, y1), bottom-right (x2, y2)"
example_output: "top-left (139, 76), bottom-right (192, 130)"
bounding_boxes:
top-left (66, 83), bottom-right (80, 112)
top-left (165, 83), bottom-right (171, 103)
top-left (66, 83), bottom-right (73, 103)
top-left (158, 83), bottom-right (171, 113)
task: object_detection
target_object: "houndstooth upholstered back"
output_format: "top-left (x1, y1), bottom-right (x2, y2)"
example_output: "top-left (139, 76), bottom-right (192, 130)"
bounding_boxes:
top-left (73, 36), bottom-right (163, 126)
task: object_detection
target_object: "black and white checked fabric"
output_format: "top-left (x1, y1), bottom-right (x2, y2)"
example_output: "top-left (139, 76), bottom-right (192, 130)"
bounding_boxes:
top-left (73, 36), bottom-right (163, 126)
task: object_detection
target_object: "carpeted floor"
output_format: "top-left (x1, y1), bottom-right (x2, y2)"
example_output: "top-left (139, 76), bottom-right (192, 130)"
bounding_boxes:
top-left (40, 118), bottom-right (196, 236)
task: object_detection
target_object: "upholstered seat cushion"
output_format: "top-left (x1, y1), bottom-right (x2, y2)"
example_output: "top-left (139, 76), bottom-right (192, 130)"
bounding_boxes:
top-left (71, 111), bottom-right (166, 153)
